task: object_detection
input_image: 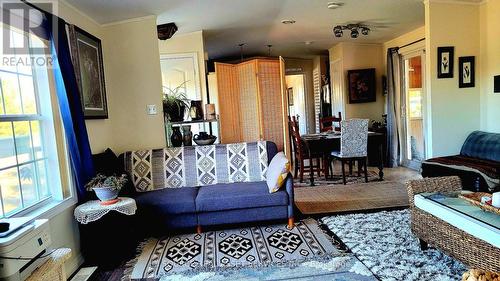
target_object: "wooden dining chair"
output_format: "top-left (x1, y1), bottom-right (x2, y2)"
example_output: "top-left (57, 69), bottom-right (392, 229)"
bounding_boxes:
top-left (288, 116), bottom-right (322, 182)
top-left (330, 119), bottom-right (369, 185)
top-left (319, 112), bottom-right (342, 132)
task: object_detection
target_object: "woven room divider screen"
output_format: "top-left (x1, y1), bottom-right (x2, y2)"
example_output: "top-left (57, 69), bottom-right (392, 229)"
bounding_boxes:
top-left (215, 58), bottom-right (286, 151)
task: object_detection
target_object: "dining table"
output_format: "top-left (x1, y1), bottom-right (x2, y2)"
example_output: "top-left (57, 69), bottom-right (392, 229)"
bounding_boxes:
top-left (300, 131), bottom-right (385, 186)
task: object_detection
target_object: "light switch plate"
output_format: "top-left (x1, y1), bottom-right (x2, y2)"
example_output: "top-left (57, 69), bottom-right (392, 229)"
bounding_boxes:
top-left (147, 104), bottom-right (157, 115)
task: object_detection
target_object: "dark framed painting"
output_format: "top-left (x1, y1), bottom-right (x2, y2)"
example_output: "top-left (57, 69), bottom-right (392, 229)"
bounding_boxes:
top-left (70, 26), bottom-right (108, 119)
top-left (287, 87), bottom-right (294, 106)
top-left (437, 46), bottom-right (454, 79)
top-left (347, 68), bottom-right (376, 103)
top-left (458, 56), bottom-right (475, 88)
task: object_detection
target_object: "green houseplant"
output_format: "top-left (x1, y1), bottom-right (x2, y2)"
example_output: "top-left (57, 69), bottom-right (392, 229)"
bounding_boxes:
top-left (85, 174), bottom-right (128, 203)
top-left (163, 82), bottom-right (190, 122)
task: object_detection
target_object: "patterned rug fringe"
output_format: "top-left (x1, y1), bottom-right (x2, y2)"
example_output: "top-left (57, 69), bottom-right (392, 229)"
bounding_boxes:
top-left (157, 251), bottom-right (348, 278)
top-left (121, 239), bottom-right (150, 281)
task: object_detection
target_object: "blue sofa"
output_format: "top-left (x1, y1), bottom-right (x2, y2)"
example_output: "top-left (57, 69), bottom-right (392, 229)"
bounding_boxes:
top-left (120, 141), bottom-right (294, 233)
top-left (422, 131), bottom-right (500, 192)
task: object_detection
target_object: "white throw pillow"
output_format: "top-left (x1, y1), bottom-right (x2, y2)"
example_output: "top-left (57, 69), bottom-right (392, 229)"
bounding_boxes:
top-left (266, 152), bottom-right (290, 193)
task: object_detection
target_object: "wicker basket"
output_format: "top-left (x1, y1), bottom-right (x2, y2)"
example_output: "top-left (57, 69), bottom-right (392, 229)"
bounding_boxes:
top-left (459, 192), bottom-right (500, 215)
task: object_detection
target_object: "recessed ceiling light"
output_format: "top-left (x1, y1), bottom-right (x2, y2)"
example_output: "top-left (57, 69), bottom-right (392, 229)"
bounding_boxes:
top-left (327, 2), bottom-right (343, 9)
top-left (281, 19), bottom-right (296, 24)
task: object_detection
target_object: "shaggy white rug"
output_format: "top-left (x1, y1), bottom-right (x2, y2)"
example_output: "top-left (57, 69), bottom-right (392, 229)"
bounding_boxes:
top-left (322, 209), bottom-right (467, 281)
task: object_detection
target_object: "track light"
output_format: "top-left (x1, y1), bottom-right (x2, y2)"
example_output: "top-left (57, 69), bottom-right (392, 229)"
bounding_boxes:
top-left (332, 24), bottom-right (370, 39)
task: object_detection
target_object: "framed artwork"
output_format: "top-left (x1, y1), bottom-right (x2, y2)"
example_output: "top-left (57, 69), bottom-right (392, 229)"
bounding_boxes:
top-left (347, 68), bottom-right (376, 103)
top-left (70, 26), bottom-right (108, 119)
top-left (437, 47), bottom-right (454, 79)
top-left (458, 56), bottom-right (475, 88)
top-left (494, 75), bottom-right (500, 93)
top-left (287, 87), bottom-right (294, 106)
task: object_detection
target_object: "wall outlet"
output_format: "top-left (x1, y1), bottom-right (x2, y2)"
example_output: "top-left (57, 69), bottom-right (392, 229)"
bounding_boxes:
top-left (147, 104), bottom-right (157, 115)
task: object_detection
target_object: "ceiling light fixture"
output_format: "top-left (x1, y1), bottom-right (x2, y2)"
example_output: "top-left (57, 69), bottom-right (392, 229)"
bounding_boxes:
top-left (333, 24), bottom-right (370, 39)
top-left (281, 19), bottom-right (296, 24)
top-left (327, 2), bottom-right (343, 9)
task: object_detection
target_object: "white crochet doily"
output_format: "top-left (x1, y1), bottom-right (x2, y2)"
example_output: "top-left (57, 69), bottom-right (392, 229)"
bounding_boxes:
top-left (74, 197), bottom-right (137, 224)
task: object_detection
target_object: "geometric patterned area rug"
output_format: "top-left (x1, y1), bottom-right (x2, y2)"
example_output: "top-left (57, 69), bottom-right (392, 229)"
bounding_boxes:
top-left (322, 210), bottom-right (467, 281)
top-left (294, 170), bottom-right (379, 188)
top-left (123, 219), bottom-right (376, 281)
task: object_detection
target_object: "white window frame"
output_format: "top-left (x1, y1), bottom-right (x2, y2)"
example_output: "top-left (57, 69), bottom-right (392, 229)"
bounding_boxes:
top-left (0, 22), bottom-right (76, 220)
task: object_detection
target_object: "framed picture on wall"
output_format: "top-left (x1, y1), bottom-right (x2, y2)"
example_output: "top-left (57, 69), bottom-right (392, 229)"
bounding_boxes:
top-left (458, 56), bottom-right (475, 88)
top-left (347, 68), bottom-right (376, 103)
top-left (437, 46), bottom-right (454, 79)
top-left (69, 26), bottom-right (108, 119)
top-left (287, 87), bottom-right (294, 106)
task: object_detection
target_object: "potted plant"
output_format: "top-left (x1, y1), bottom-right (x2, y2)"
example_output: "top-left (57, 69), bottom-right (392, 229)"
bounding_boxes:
top-left (85, 174), bottom-right (128, 204)
top-left (163, 81), bottom-right (190, 122)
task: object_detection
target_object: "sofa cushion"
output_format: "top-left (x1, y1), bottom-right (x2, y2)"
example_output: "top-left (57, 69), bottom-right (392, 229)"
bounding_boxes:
top-left (195, 181), bottom-right (288, 212)
top-left (121, 141), bottom-right (271, 192)
top-left (135, 187), bottom-right (198, 214)
top-left (460, 131), bottom-right (500, 162)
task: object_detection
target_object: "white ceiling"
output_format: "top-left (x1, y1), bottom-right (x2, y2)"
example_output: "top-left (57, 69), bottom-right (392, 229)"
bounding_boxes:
top-left (65, 0), bottom-right (425, 59)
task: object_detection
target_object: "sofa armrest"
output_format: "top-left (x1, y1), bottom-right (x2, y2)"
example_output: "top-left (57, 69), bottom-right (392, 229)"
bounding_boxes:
top-left (284, 173), bottom-right (294, 219)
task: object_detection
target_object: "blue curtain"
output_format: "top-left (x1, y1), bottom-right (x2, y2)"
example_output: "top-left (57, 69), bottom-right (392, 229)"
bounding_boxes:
top-left (42, 13), bottom-right (95, 201)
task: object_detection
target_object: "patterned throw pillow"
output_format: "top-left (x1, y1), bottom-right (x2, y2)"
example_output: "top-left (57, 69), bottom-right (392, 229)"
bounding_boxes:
top-left (266, 152), bottom-right (290, 193)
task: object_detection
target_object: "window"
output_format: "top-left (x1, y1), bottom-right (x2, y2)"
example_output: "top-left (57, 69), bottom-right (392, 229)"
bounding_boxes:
top-left (0, 23), bottom-right (68, 218)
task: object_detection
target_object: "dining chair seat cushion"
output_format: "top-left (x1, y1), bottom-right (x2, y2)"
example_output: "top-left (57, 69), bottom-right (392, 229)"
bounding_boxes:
top-left (266, 152), bottom-right (290, 193)
top-left (331, 150), bottom-right (367, 158)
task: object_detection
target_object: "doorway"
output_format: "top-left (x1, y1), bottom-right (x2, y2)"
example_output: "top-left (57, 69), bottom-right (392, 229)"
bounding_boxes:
top-left (286, 74), bottom-right (307, 135)
top-left (402, 53), bottom-right (426, 169)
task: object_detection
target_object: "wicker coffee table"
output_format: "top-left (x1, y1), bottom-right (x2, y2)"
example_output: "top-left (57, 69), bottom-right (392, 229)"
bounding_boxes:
top-left (407, 176), bottom-right (500, 272)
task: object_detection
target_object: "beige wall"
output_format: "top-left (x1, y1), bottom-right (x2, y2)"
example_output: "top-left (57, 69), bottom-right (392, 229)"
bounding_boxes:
top-left (425, 1), bottom-right (480, 157)
top-left (479, 1), bottom-right (500, 133)
top-left (285, 58), bottom-right (315, 133)
top-left (383, 26), bottom-right (425, 72)
top-left (158, 31), bottom-right (208, 104)
top-left (101, 18), bottom-right (165, 153)
top-left (328, 43), bottom-right (385, 122)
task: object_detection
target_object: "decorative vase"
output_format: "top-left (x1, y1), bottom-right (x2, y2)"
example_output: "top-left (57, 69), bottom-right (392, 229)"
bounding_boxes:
top-left (170, 127), bottom-right (183, 147)
top-left (164, 101), bottom-right (186, 122)
top-left (189, 100), bottom-right (204, 120)
top-left (93, 187), bottom-right (119, 202)
top-left (205, 103), bottom-right (216, 120)
top-left (182, 125), bottom-right (192, 146)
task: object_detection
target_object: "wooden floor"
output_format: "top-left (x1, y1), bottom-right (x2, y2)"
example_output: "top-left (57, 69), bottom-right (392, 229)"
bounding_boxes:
top-left (294, 167), bottom-right (421, 215)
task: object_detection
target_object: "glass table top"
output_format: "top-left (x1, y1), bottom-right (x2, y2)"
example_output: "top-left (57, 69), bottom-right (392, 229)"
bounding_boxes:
top-left (421, 192), bottom-right (500, 230)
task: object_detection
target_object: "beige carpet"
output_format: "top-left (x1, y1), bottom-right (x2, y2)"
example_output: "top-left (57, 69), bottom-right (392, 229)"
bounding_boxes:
top-left (294, 180), bottom-right (409, 214)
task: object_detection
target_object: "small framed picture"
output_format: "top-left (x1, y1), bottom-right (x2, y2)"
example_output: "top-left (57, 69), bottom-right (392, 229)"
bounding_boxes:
top-left (459, 56), bottom-right (475, 88)
top-left (437, 47), bottom-right (454, 78)
top-left (287, 87), bottom-right (294, 106)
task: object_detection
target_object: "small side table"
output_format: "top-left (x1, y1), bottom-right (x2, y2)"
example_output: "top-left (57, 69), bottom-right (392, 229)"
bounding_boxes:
top-left (74, 197), bottom-right (138, 268)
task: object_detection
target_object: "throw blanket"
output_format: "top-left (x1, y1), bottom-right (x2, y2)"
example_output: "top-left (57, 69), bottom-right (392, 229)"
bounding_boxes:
top-left (424, 155), bottom-right (500, 187)
top-left (122, 141), bottom-right (269, 192)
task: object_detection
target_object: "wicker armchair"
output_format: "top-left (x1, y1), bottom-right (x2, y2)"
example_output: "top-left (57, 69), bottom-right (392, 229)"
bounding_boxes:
top-left (406, 176), bottom-right (500, 272)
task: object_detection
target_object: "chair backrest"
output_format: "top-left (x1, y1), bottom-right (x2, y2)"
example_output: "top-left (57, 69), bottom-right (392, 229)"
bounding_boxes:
top-left (340, 119), bottom-right (369, 157)
top-left (320, 112), bottom-right (342, 132)
top-left (288, 116), bottom-right (305, 159)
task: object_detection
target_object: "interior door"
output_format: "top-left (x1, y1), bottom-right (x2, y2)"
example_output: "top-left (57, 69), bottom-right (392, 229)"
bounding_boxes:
top-left (330, 59), bottom-right (345, 118)
top-left (401, 52), bottom-right (426, 169)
